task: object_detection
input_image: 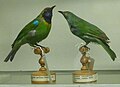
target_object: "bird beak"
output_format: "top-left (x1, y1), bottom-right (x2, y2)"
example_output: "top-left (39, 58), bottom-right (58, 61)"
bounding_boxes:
top-left (51, 5), bottom-right (56, 10)
top-left (58, 11), bottom-right (67, 18)
top-left (58, 11), bottom-right (64, 14)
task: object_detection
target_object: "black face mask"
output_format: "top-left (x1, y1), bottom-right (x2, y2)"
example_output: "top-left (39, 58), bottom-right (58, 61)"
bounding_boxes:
top-left (43, 9), bottom-right (52, 24)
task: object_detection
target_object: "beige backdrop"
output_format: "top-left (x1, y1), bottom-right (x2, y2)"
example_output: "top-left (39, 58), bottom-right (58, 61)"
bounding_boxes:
top-left (0, 0), bottom-right (120, 71)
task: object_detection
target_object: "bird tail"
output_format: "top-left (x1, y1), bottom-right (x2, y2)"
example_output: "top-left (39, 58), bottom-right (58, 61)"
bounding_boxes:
top-left (97, 39), bottom-right (116, 61)
top-left (4, 46), bottom-right (20, 62)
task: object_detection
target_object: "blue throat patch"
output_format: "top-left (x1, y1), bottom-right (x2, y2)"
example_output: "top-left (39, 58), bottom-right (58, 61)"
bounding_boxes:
top-left (33, 20), bottom-right (39, 26)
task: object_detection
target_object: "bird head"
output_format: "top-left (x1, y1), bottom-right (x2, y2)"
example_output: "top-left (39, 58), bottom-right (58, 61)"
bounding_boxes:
top-left (40, 5), bottom-right (56, 23)
top-left (58, 11), bottom-right (75, 25)
top-left (58, 11), bottom-right (73, 19)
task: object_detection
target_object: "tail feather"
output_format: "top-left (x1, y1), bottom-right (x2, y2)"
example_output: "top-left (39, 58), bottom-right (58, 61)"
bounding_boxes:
top-left (4, 47), bottom-right (20, 62)
top-left (97, 39), bottom-right (116, 61)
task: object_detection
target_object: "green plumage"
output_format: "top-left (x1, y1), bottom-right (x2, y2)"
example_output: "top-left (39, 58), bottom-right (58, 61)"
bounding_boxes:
top-left (4, 6), bottom-right (55, 62)
top-left (59, 11), bottom-right (116, 61)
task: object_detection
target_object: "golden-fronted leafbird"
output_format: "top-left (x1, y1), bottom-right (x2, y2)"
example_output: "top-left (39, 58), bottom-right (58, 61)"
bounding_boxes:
top-left (4, 5), bottom-right (55, 62)
top-left (59, 11), bottom-right (116, 61)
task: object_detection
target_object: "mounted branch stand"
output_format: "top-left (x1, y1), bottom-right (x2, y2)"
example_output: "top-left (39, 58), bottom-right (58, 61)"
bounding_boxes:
top-left (73, 45), bottom-right (98, 83)
top-left (31, 47), bottom-right (56, 84)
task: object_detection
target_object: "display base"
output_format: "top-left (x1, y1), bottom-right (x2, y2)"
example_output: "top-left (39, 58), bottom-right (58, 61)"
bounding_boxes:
top-left (73, 70), bottom-right (98, 83)
top-left (31, 71), bottom-right (56, 84)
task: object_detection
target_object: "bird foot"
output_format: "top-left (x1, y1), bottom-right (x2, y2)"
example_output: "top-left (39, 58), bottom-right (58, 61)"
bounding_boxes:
top-left (83, 45), bottom-right (90, 50)
top-left (35, 44), bottom-right (46, 49)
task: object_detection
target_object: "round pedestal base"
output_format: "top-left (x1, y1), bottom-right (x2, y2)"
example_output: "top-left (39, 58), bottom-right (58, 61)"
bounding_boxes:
top-left (31, 71), bottom-right (56, 84)
top-left (73, 70), bottom-right (98, 83)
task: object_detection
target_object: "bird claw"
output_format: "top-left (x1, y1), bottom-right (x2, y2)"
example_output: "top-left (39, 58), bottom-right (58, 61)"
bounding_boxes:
top-left (35, 43), bottom-right (46, 49)
top-left (83, 45), bottom-right (90, 50)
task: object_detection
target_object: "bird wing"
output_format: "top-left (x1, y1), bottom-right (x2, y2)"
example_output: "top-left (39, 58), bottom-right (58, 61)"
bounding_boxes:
top-left (12, 19), bottom-right (40, 48)
top-left (83, 29), bottom-right (110, 46)
top-left (80, 20), bottom-right (110, 43)
top-left (85, 32), bottom-right (116, 60)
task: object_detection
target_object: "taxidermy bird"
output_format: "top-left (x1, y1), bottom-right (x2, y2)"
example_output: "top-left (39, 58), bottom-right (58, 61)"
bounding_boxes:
top-left (4, 5), bottom-right (55, 62)
top-left (59, 11), bottom-right (116, 61)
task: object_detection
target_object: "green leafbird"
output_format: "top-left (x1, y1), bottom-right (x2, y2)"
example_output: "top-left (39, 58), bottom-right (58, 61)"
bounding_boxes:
top-left (4, 5), bottom-right (55, 62)
top-left (59, 11), bottom-right (116, 61)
